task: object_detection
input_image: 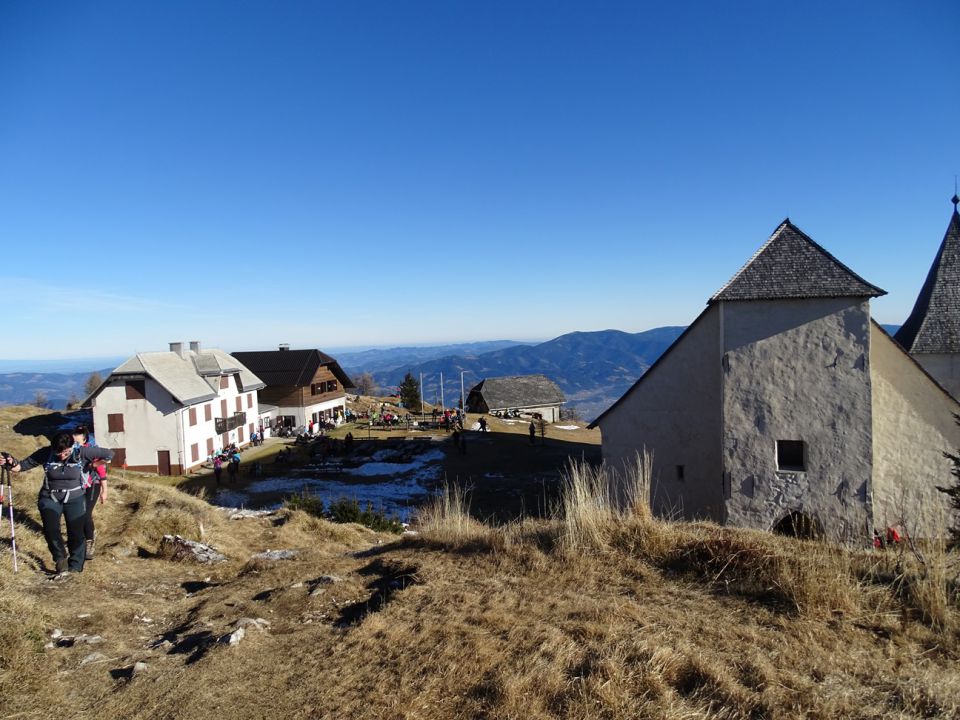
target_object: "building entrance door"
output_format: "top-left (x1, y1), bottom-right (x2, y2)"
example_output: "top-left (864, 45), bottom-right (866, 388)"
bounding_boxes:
top-left (157, 450), bottom-right (171, 476)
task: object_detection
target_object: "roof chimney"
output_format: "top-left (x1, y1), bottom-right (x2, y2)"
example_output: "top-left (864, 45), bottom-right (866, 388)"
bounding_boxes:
top-left (189, 340), bottom-right (201, 353)
top-left (169, 342), bottom-right (184, 357)
top-left (279, 343), bottom-right (290, 351)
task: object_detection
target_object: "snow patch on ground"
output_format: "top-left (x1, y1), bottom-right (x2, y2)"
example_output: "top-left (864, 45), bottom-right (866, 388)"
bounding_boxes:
top-left (554, 425), bottom-right (581, 430)
top-left (343, 449), bottom-right (445, 477)
top-left (209, 445), bottom-right (446, 521)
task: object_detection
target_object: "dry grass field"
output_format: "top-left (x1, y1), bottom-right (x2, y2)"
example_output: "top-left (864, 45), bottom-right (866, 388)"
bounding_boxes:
top-left (0, 405), bottom-right (958, 719)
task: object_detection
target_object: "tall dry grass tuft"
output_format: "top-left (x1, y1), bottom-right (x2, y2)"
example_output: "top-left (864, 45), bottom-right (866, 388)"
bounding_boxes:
top-left (558, 451), bottom-right (654, 555)
top-left (855, 537), bottom-right (958, 630)
top-left (416, 482), bottom-right (502, 551)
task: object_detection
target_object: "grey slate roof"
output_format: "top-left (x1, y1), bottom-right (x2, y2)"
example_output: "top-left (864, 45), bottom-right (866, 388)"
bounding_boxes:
top-left (710, 220), bottom-right (886, 303)
top-left (231, 349), bottom-right (355, 390)
top-left (111, 348), bottom-right (265, 406)
top-left (468, 374), bottom-right (565, 409)
top-left (894, 206), bottom-right (960, 354)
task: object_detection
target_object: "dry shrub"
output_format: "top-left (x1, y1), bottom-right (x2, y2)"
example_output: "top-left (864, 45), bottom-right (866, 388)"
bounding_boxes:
top-left (417, 483), bottom-right (502, 552)
top-left (853, 538), bottom-right (959, 630)
top-left (664, 525), bottom-right (858, 616)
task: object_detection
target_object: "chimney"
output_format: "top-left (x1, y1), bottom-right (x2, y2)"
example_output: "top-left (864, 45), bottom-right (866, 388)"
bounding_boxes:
top-left (169, 342), bottom-right (184, 357)
top-left (279, 343), bottom-right (290, 351)
top-left (189, 340), bottom-right (201, 353)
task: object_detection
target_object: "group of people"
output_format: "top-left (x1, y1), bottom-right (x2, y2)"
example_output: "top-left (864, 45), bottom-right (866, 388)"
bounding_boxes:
top-left (1, 425), bottom-right (111, 576)
top-left (211, 445), bottom-right (241, 484)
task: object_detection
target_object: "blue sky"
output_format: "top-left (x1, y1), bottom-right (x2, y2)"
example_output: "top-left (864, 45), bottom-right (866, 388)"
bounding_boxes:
top-left (1, 1), bottom-right (958, 362)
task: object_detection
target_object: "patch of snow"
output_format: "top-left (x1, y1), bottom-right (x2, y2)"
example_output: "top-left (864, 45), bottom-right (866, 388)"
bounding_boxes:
top-left (554, 425), bottom-right (580, 430)
top-left (344, 454), bottom-right (443, 478)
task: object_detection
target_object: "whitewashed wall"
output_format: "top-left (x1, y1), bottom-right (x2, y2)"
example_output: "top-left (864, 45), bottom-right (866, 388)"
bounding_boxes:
top-left (597, 307), bottom-right (723, 521)
top-left (720, 298), bottom-right (874, 540)
top-left (871, 327), bottom-right (959, 537)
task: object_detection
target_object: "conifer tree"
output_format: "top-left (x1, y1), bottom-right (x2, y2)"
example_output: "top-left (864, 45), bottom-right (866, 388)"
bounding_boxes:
top-left (398, 372), bottom-right (421, 412)
top-left (938, 424), bottom-right (960, 548)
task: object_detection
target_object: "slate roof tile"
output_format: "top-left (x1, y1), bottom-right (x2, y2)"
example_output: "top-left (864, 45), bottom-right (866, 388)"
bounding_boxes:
top-left (710, 220), bottom-right (885, 303)
top-left (468, 374), bottom-right (565, 410)
top-left (894, 207), bottom-right (960, 354)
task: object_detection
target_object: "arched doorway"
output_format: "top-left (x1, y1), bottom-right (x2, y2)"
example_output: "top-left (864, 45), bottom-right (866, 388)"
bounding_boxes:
top-left (772, 511), bottom-right (822, 540)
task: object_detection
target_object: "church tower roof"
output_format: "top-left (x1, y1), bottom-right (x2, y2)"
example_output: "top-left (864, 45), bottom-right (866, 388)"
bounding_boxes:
top-left (894, 197), bottom-right (960, 354)
top-left (709, 219), bottom-right (886, 303)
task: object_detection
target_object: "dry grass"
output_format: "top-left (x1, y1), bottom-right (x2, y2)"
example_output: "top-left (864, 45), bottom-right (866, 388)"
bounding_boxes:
top-left (1, 407), bottom-right (959, 719)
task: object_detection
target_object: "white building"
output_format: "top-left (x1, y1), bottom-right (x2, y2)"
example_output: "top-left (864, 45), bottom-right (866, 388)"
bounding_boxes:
top-left (86, 341), bottom-right (265, 475)
top-left (591, 218), bottom-right (959, 541)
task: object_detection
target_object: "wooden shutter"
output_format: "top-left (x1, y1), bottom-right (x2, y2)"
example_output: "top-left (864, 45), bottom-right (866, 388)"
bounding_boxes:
top-left (190, 443), bottom-right (199, 463)
top-left (189, 407), bottom-right (197, 426)
top-left (204, 404), bottom-right (212, 422)
top-left (107, 413), bottom-right (124, 432)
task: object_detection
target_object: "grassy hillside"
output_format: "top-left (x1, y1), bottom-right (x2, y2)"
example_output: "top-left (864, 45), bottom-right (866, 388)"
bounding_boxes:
top-left (0, 405), bottom-right (957, 719)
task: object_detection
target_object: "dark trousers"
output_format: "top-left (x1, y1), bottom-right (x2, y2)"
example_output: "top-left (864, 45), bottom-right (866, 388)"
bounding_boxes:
top-left (37, 490), bottom-right (87, 572)
top-left (84, 483), bottom-right (101, 541)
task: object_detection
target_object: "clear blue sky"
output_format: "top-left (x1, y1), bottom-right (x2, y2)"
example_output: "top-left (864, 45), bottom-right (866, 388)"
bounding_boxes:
top-left (1, 1), bottom-right (958, 361)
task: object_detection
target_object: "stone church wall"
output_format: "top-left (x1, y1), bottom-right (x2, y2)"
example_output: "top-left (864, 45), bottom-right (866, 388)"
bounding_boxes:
top-left (721, 298), bottom-right (874, 541)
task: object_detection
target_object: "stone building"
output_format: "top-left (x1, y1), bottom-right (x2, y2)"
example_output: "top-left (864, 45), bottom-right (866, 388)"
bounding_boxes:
top-left (466, 375), bottom-right (566, 422)
top-left (591, 216), bottom-right (959, 541)
top-left (894, 196), bottom-right (960, 398)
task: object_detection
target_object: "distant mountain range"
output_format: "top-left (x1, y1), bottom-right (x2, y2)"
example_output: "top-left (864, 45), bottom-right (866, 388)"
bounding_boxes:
top-left (0, 369), bottom-right (113, 411)
top-left (338, 327), bottom-right (687, 422)
top-left (0, 324), bottom-right (904, 421)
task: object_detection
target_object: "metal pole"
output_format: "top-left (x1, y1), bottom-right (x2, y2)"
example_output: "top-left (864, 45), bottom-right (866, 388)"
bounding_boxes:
top-left (440, 371), bottom-right (444, 410)
top-left (1, 465), bottom-right (18, 572)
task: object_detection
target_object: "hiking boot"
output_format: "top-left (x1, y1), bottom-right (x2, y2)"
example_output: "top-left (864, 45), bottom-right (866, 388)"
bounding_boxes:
top-left (55, 557), bottom-right (68, 574)
top-left (85, 535), bottom-right (96, 560)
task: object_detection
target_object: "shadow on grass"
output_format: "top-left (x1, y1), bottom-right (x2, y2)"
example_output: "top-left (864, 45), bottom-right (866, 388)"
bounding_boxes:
top-left (336, 558), bottom-right (421, 627)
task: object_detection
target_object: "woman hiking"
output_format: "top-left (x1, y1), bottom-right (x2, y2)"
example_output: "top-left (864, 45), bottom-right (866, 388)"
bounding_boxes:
top-left (72, 425), bottom-right (108, 560)
top-left (1, 432), bottom-right (113, 575)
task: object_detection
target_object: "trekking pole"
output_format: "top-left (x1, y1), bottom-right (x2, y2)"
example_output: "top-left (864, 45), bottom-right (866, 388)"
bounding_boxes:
top-left (1, 463), bottom-right (18, 572)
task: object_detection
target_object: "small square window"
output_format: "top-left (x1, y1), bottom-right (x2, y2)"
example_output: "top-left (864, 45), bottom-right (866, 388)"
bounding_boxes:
top-left (776, 440), bottom-right (806, 471)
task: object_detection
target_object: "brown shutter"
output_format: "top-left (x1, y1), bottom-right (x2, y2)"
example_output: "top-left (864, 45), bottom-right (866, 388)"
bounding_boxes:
top-left (113, 448), bottom-right (126, 466)
top-left (189, 408), bottom-right (197, 426)
top-left (206, 438), bottom-right (214, 455)
top-left (125, 381), bottom-right (145, 400)
top-left (204, 404), bottom-right (212, 422)
top-left (220, 377), bottom-right (229, 389)
top-left (221, 399), bottom-right (227, 417)
top-left (247, 393), bottom-right (252, 408)
top-left (107, 413), bottom-right (124, 432)
top-left (235, 397), bottom-right (242, 412)
top-left (190, 443), bottom-right (199, 462)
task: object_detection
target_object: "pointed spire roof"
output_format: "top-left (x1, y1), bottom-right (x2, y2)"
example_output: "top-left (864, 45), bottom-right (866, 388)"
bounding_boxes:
top-left (709, 219), bottom-right (886, 303)
top-left (894, 199), bottom-right (960, 353)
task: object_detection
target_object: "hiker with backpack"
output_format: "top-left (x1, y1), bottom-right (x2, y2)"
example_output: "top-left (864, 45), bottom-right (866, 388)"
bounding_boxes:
top-left (72, 425), bottom-right (108, 560)
top-left (1, 432), bottom-right (113, 575)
